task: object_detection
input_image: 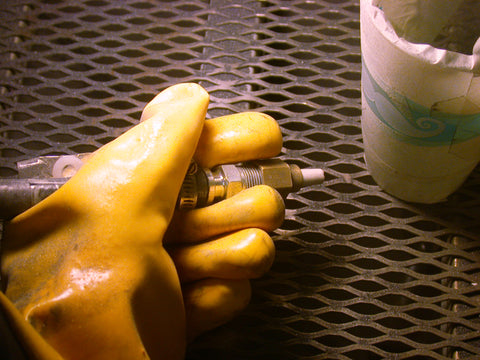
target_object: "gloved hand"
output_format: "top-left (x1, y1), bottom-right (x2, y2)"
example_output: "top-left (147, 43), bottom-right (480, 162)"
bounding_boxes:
top-left (0, 83), bottom-right (285, 360)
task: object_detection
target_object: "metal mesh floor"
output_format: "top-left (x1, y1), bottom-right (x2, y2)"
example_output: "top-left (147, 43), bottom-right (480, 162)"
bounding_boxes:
top-left (1, 1), bottom-right (480, 359)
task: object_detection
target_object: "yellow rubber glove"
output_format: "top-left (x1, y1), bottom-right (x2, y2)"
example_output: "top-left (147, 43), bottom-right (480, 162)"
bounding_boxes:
top-left (0, 83), bottom-right (284, 360)
top-left (166, 112), bottom-right (285, 341)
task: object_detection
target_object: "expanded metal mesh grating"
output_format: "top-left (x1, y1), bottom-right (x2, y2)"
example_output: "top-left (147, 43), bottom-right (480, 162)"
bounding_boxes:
top-left (1, 0), bottom-right (480, 359)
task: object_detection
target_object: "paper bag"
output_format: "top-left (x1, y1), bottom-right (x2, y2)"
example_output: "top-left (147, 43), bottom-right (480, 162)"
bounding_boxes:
top-left (361, 0), bottom-right (480, 203)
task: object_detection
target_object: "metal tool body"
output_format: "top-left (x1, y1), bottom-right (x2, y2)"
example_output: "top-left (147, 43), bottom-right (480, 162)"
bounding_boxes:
top-left (0, 155), bottom-right (324, 219)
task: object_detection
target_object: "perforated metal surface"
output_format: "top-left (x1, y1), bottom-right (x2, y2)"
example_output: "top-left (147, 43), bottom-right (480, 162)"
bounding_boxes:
top-left (1, 1), bottom-right (480, 359)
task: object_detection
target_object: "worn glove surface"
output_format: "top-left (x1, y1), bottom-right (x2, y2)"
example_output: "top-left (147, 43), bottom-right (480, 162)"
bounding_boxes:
top-left (0, 83), bottom-right (284, 360)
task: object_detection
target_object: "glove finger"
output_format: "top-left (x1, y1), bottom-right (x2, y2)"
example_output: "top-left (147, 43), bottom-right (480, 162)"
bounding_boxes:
top-left (165, 185), bottom-right (285, 244)
top-left (168, 228), bottom-right (275, 283)
top-left (183, 278), bottom-right (251, 342)
top-left (194, 112), bottom-right (283, 168)
top-left (63, 83), bottom-right (208, 224)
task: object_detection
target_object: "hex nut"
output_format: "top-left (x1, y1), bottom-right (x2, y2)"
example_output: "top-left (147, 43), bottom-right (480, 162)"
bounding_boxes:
top-left (253, 159), bottom-right (293, 195)
top-left (220, 164), bottom-right (244, 198)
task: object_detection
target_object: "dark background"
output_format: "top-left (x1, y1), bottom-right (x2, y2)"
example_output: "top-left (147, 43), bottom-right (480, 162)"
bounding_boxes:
top-left (1, 1), bottom-right (480, 359)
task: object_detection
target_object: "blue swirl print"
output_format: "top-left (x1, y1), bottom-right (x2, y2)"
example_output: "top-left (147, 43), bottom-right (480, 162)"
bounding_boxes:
top-left (362, 60), bottom-right (480, 146)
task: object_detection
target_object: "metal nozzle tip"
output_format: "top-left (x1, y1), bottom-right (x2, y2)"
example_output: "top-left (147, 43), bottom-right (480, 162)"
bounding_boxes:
top-left (300, 168), bottom-right (325, 187)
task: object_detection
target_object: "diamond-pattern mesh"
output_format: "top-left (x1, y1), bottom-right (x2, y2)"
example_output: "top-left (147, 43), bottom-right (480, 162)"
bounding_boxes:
top-left (1, 1), bottom-right (480, 359)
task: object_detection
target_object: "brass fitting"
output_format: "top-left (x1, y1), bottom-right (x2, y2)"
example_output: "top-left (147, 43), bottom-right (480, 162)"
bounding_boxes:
top-left (179, 158), bottom-right (324, 209)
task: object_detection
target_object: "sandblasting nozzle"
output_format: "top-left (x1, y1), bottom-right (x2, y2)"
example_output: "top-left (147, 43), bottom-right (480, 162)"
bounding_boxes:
top-left (0, 156), bottom-right (324, 219)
